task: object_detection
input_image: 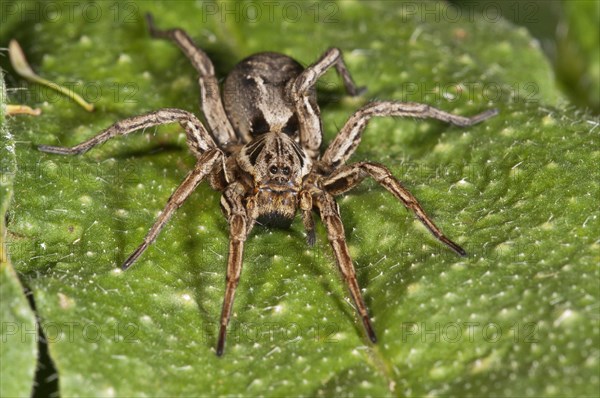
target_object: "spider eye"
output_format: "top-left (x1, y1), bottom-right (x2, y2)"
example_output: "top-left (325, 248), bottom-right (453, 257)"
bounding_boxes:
top-left (281, 166), bottom-right (290, 175)
top-left (269, 165), bottom-right (278, 174)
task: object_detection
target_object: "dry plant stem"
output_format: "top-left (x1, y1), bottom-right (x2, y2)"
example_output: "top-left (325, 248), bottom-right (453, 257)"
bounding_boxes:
top-left (9, 39), bottom-right (94, 112)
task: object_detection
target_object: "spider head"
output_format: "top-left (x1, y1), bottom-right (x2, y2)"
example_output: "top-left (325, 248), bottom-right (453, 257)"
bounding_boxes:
top-left (238, 132), bottom-right (312, 228)
top-left (238, 132), bottom-right (311, 186)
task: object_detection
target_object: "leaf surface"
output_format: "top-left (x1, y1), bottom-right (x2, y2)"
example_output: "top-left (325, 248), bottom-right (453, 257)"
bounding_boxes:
top-left (1, 1), bottom-right (598, 396)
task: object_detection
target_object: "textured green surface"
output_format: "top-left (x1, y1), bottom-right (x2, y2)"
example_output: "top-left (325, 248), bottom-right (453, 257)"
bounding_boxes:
top-left (559, 0), bottom-right (600, 112)
top-left (1, 73), bottom-right (38, 397)
top-left (1, 1), bottom-right (599, 396)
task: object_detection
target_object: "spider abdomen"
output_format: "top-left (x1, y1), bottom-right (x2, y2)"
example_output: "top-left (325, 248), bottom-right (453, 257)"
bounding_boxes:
top-left (223, 52), bottom-right (318, 140)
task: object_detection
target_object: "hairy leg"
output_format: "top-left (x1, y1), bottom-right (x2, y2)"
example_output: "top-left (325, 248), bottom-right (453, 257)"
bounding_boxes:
top-left (38, 108), bottom-right (216, 158)
top-left (122, 149), bottom-right (223, 269)
top-left (216, 182), bottom-right (254, 356)
top-left (313, 192), bottom-right (377, 343)
top-left (146, 13), bottom-right (237, 147)
top-left (324, 161), bottom-right (466, 256)
top-left (323, 101), bottom-right (498, 167)
top-left (291, 47), bottom-right (365, 158)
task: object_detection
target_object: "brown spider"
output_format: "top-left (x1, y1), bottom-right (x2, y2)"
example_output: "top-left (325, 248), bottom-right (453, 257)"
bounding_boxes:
top-left (38, 14), bottom-right (497, 356)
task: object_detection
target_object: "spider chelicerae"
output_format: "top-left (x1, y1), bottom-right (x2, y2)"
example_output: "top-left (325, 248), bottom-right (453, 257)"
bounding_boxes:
top-left (38, 14), bottom-right (498, 356)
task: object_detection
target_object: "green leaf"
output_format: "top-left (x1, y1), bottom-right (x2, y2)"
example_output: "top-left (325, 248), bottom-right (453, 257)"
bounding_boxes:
top-left (558, 0), bottom-right (600, 112)
top-left (2, 1), bottom-right (598, 396)
top-left (1, 70), bottom-right (38, 398)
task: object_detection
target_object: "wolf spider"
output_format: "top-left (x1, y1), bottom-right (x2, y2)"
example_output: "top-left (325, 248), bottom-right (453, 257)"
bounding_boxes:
top-left (38, 14), bottom-right (497, 355)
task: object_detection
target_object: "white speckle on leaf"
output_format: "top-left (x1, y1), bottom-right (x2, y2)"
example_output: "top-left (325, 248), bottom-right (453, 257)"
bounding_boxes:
top-left (140, 315), bottom-right (153, 324)
top-left (542, 115), bottom-right (556, 126)
top-left (406, 282), bottom-right (421, 295)
top-left (265, 346), bottom-right (281, 357)
top-left (554, 309), bottom-right (578, 327)
top-left (248, 378), bottom-right (263, 388)
top-left (458, 53), bottom-right (474, 65)
top-left (115, 208), bottom-right (128, 217)
top-left (443, 91), bottom-right (455, 100)
top-left (501, 126), bottom-right (515, 136)
top-left (118, 53), bottom-right (131, 63)
top-left (58, 292), bottom-right (74, 309)
top-left (79, 195), bottom-right (93, 206)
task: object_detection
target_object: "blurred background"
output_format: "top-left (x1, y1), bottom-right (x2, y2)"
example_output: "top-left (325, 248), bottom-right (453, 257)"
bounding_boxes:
top-left (450, 0), bottom-right (599, 114)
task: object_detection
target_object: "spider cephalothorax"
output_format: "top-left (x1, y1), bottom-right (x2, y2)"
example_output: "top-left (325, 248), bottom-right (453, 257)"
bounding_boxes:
top-left (236, 132), bottom-right (312, 229)
top-left (38, 14), bottom-right (497, 356)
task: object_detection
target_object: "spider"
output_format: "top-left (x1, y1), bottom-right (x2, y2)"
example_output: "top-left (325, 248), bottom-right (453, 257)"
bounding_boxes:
top-left (38, 14), bottom-right (497, 356)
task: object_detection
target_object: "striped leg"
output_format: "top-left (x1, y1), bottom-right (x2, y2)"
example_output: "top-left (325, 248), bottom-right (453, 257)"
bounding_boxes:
top-left (323, 161), bottom-right (466, 256)
top-left (313, 192), bottom-right (377, 344)
top-left (291, 47), bottom-right (365, 158)
top-left (323, 102), bottom-right (498, 167)
top-left (122, 149), bottom-right (223, 269)
top-left (146, 13), bottom-right (237, 146)
top-left (216, 182), bottom-right (254, 356)
top-left (38, 108), bottom-right (216, 158)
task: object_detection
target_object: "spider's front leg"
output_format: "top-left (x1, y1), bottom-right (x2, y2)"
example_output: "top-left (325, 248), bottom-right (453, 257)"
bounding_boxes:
top-left (123, 149), bottom-right (222, 269)
top-left (146, 13), bottom-right (236, 147)
top-left (322, 101), bottom-right (498, 167)
top-left (37, 108), bottom-right (222, 268)
top-left (38, 108), bottom-right (216, 157)
top-left (324, 162), bottom-right (466, 256)
top-left (313, 192), bottom-right (377, 343)
top-left (291, 47), bottom-right (365, 158)
top-left (216, 182), bottom-right (255, 356)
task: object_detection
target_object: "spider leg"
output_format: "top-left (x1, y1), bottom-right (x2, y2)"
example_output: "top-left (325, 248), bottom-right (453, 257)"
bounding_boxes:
top-left (38, 108), bottom-right (216, 158)
top-left (146, 13), bottom-right (236, 147)
top-left (323, 161), bottom-right (466, 256)
top-left (216, 182), bottom-right (254, 356)
top-left (292, 48), bottom-right (365, 158)
top-left (299, 190), bottom-right (316, 246)
top-left (121, 149), bottom-right (222, 269)
top-left (322, 101), bottom-right (498, 167)
top-left (302, 210), bottom-right (316, 246)
top-left (314, 192), bottom-right (377, 343)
